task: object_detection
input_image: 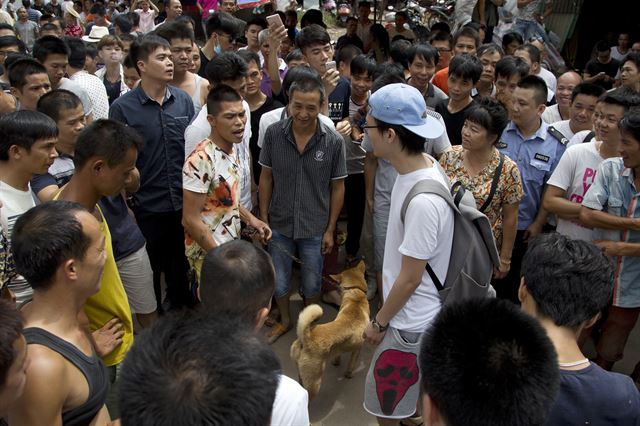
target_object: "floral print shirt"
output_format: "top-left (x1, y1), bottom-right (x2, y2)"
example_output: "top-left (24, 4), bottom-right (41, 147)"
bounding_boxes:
top-left (439, 146), bottom-right (524, 250)
top-left (182, 138), bottom-right (241, 262)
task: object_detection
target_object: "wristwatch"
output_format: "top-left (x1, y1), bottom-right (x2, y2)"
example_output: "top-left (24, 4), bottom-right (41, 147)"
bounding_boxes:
top-left (372, 317), bottom-right (388, 333)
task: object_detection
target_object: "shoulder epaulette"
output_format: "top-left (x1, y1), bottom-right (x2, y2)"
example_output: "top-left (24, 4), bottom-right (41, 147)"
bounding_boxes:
top-left (547, 125), bottom-right (569, 146)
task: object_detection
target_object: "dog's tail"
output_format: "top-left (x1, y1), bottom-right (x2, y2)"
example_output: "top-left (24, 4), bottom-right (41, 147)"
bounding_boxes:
top-left (297, 303), bottom-right (324, 344)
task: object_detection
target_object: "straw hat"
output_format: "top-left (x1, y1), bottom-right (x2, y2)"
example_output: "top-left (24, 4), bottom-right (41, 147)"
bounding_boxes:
top-left (64, 2), bottom-right (80, 18)
top-left (82, 26), bottom-right (110, 43)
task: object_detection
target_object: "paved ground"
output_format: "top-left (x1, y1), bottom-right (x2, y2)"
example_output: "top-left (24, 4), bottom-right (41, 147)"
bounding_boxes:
top-left (267, 226), bottom-right (640, 425)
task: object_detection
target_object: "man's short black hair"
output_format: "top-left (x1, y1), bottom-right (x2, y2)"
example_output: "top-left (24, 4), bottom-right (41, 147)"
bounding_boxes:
top-left (448, 53), bottom-right (483, 84)
top-left (358, 1), bottom-right (371, 8)
top-left (73, 119), bottom-right (143, 169)
top-left (32, 35), bottom-right (70, 63)
top-left (406, 43), bottom-right (439, 69)
top-left (465, 96), bottom-right (509, 141)
top-left (90, 3), bottom-right (106, 16)
top-left (477, 42), bottom-right (504, 58)
top-left (205, 84), bottom-right (243, 117)
top-left (299, 9), bottom-right (325, 28)
top-left (246, 16), bottom-right (267, 31)
top-left (502, 31), bottom-right (523, 48)
top-left (37, 89), bottom-right (83, 123)
top-left (288, 71), bottom-right (326, 104)
top-left (155, 21), bottom-right (195, 44)
top-left (285, 48), bottom-right (304, 64)
top-left (0, 24), bottom-right (15, 35)
top-left (373, 115), bottom-right (424, 155)
top-left (350, 54), bottom-right (376, 78)
top-left (63, 36), bottom-right (86, 69)
top-left (517, 74), bottom-right (548, 105)
top-left (85, 42), bottom-right (98, 59)
top-left (296, 24), bottom-right (331, 52)
top-left (522, 233), bottom-right (614, 329)
top-left (114, 13), bottom-right (133, 34)
top-left (205, 11), bottom-right (240, 39)
top-left (205, 52), bottom-right (248, 86)
top-left (0, 36), bottom-right (22, 51)
top-left (281, 65), bottom-right (322, 104)
top-left (453, 26), bottom-right (480, 48)
top-left (345, 16), bottom-right (357, 24)
top-left (389, 39), bottom-right (412, 69)
top-left (371, 63), bottom-right (405, 89)
top-left (621, 51), bottom-right (640, 72)
top-left (0, 110), bottom-right (58, 161)
top-left (236, 49), bottom-right (260, 69)
top-left (7, 58), bottom-right (47, 90)
top-left (495, 55), bottom-right (530, 81)
top-left (429, 22), bottom-right (451, 36)
top-left (599, 86), bottom-right (640, 110)
top-left (570, 82), bottom-right (605, 103)
top-left (420, 298), bottom-right (560, 426)
top-left (40, 22), bottom-right (60, 35)
top-left (620, 109), bottom-right (640, 145)
top-left (127, 11), bottom-right (140, 27)
top-left (200, 240), bottom-right (275, 320)
top-left (516, 43), bottom-right (541, 64)
top-left (119, 312), bottom-right (280, 426)
top-left (335, 44), bottom-right (361, 68)
top-left (595, 40), bottom-right (611, 53)
top-left (129, 34), bottom-right (171, 74)
top-left (395, 10), bottom-right (408, 19)
top-left (0, 299), bottom-right (24, 387)
top-left (12, 201), bottom-right (90, 291)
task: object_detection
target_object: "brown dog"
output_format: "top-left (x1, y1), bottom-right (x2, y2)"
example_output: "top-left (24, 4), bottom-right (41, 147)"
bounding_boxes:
top-left (290, 260), bottom-right (370, 399)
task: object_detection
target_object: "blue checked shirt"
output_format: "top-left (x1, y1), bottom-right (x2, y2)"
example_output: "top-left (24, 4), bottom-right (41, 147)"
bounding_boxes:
top-left (582, 158), bottom-right (640, 308)
top-left (498, 120), bottom-right (566, 229)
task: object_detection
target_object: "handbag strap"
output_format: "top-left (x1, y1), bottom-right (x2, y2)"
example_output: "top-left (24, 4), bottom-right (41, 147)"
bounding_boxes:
top-left (479, 153), bottom-right (504, 213)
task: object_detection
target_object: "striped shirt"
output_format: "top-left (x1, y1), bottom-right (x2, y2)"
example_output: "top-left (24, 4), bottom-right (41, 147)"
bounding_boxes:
top-left (259, 117), bottom-right (347, 239)
top-left (582, 157), bottom-right (640, 308)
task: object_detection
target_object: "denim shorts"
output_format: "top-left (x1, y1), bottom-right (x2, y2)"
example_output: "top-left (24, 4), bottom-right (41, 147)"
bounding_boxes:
top-left (268, 229), bottom-right (324, 299)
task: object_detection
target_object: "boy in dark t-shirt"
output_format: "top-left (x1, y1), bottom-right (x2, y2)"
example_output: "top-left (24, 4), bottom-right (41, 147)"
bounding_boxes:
top-left (519, 233), bottom-right (640, 425)
top-left (434, 54), bottom-right (483, 145)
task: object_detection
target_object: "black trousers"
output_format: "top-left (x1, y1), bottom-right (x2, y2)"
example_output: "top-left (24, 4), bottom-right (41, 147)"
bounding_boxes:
top-left (493, 229), bottom-right (527, 304)
top-left (345, 173), bottom-right (365, 257)
top-left (135, 210), bottom-right (192, 311)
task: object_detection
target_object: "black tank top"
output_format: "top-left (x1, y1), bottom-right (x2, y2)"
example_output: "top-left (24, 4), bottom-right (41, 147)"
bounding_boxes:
top-left (23, 328), bottom-right (109, 426)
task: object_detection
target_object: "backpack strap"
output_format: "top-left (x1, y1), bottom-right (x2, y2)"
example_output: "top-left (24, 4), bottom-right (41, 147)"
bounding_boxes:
top-left (547, 125), bottom-right (569, 146)
top-left (400, 180), bottom-right (456, 292)
top-left (478, 153), bottom-right (504, 213)
top-left (583, 130), bottom-right (596, 143)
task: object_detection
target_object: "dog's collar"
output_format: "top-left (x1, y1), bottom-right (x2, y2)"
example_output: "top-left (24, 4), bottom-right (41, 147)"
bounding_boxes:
top-left (341, 286), bottom-right (367, 294)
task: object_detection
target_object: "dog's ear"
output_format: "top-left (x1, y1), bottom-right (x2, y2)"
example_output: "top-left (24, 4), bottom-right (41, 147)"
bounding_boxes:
top-left (329, 273), bottom-right (342, 283)
top-left (357, 260), bottom-right (365, 270)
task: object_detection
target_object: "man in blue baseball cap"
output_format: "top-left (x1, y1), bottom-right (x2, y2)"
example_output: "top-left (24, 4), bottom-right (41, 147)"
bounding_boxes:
top-left (361, 83), bottom-right (453, 424)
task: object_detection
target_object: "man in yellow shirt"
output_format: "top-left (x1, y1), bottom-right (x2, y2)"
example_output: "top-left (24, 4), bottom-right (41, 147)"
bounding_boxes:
top-left (56, 119), bottom-right (141, 417)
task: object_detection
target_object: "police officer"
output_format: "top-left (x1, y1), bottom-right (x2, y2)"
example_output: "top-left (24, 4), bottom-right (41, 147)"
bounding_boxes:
top-left (495, 75), bottom-right (567, 302)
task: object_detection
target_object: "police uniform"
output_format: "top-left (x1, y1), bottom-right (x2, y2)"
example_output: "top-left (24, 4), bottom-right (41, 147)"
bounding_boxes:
top-left (494, 120), bottom-right (567, 302)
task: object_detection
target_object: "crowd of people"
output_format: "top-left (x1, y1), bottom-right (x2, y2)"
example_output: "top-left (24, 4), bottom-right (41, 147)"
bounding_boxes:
top-left (1, 0), bottom-right (640, 424)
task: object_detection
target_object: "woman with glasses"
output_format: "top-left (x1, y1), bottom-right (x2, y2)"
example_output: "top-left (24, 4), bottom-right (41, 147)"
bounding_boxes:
top-left (439, 96), bottom-right (523, 278)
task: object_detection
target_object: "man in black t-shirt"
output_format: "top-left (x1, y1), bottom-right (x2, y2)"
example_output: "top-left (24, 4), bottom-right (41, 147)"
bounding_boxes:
top-left (434, 54), bottom-right (483, 145)
top-left (584, 41), bottom-right (620, 91)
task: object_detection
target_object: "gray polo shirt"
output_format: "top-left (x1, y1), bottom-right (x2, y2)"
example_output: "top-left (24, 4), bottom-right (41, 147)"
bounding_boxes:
top-left (259, 117), bottom-right (347, 239)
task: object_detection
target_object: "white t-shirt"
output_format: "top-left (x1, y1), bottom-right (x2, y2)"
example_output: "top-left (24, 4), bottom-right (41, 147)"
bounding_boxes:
top-left (0, 181), bottom-right (36, 304)
top-left (568, 129), bottom-right (595, 147)
top-left (257, 107), bottom-right (335, 148)
top-left (546, 142), bottom-right (604, 241)
top-left (542, 103), bottom-right (562, 124)
top-left (537, 66), bottom-right (557, 94)
top-left (611, 46), bottom-right (628, 62)
top-left (184, 101), bottom-right (252, 210)
top-left (70, 71), bottom-right (110, 119)
top-left (383, 164), bottom-right (454, 332)
top-left (550, 119), bottom-right (576, 141)
top-left (271, 374), bottom-right (309, 426)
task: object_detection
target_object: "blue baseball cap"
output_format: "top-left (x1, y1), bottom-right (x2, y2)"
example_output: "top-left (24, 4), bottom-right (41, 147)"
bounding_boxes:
top-left (368, 83), bottom-right (445, 140)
